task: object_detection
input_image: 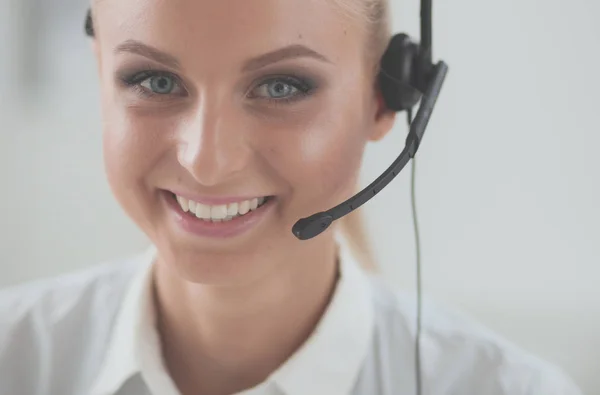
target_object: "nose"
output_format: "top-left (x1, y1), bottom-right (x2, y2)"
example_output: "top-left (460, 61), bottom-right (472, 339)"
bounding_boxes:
top-left (177, 100), bottom-right (252, 187)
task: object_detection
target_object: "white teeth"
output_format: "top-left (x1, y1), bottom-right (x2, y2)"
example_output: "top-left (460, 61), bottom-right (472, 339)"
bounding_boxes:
top-left (227, 203), bottom-right (238, 216)
top-left (238, 200), bottom-right (250, 215)
top-left (211, 205), bottom-right (228, 220)
top-left (195, 203), bottom-right (211, 220)
top-left (174, 194), bottom-right (269, 221)
top-left (250, 198), bottom-right (258, 211)
top-left (177, 196), bottom-right (190, 212)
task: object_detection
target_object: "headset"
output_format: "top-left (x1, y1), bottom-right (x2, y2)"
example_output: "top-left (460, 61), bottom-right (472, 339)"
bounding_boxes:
top-left (292, 0), bottom-right (447, 240)
top-left (85, 1), bottom-right (447, 393)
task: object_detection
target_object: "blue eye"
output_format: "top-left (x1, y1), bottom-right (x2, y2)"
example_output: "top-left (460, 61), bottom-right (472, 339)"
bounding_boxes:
top-left (141, 75), bottom-right (177, 94)
top-left (120, 70), bottom-right (185, 98)
top-left (251, 76), bottom-right (313, 102)
top-left (266, 80), bottom-right (298, 98)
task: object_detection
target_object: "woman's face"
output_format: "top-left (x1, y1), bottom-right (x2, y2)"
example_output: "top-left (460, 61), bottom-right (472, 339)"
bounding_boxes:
top-left (93, 0), bottom-right (394, 284)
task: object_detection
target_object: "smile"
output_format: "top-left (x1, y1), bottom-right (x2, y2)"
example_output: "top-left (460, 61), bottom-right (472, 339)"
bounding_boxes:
top-left (162, 191), bottom-right (276, 238)
top-left (174, 194), bottom-right (271, 222)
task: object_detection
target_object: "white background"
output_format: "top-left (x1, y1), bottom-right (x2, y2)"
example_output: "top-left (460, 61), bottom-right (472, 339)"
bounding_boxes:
top-left (1, 0), bottom-right (598, 393)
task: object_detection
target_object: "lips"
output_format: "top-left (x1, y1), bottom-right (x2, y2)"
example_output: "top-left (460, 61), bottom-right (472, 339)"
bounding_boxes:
top-left (162, 191), bottom-right (276, 238)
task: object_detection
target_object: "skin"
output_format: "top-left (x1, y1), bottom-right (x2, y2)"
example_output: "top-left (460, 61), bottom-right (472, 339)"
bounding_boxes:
top-left (91, 0), bottom-right (395, 393)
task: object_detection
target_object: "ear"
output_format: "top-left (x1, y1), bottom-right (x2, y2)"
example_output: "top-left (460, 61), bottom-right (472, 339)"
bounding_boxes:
top-left (368, 82), bottom-right (397, 142)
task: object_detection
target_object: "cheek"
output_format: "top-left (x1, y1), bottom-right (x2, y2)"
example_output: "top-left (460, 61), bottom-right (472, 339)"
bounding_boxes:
top-left (101, 101), bottom-right (172, 223)
top-left (298, 124), bottom-right (363, 190)
top-left (265, 101), bottom-right (368, 211)
top-left (103, 113), bottom-right (146, 191)
top-left (99, 62), bottom-right (169, 193)
top-left (285, 71), bottom-right (373, 204)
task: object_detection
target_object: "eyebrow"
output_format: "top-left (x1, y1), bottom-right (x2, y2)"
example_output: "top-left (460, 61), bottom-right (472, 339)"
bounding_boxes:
top-left (114, 40), bottom-right (181, 69)
top-left (114, 40), bottom-right (331, 72)
top-left (241, 44), bottom-right (331, 72)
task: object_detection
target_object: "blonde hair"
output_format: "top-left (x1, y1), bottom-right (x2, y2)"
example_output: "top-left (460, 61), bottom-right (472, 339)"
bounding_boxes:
top-left (332, 0), bottom-right (392, 272)
top-left (330, 0), bottom-right (392, 73)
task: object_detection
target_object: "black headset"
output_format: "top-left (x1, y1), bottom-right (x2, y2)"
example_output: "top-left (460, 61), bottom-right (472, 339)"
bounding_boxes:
top-left (292, 1), bottom-right (448, 241)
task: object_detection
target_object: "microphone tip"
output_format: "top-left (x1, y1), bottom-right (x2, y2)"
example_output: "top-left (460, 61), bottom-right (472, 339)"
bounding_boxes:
top-left (292, 212), bottom-right (334, 240)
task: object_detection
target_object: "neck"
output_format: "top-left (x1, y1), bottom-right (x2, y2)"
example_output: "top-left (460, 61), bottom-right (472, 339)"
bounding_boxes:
top-left (153, 236), bottom-right (339, 395)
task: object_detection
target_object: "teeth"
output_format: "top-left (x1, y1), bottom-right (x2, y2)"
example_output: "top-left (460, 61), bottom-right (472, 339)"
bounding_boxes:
top-left (174, 195), bottom-right (269, 221)
top-left (210, 205), bottom-right (228, 220)
top-left (195, 203), bottom-right (211, 220)
top-left (177, 196), bottom-right (189, 212)
top-left (239, 200), bottom-right (250, 215)
top-left (250, 198), bottom-right (258, 211)
top-left (227, 203), bottom-right (238, 216)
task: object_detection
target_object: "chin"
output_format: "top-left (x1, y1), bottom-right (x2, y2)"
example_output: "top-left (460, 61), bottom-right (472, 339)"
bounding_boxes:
top-left (151, 228), bottom-right (287, 287)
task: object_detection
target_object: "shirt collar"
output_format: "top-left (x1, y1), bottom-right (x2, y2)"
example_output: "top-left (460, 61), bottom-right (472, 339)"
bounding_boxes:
top-left (271, 240), bottom-right (374, 395)
top-left (89, 239), bottom-right (374, 395)
top-left (89, 245), bottom-right (181, 395)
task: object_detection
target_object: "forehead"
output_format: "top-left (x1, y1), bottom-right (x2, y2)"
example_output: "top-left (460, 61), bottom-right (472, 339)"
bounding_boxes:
top-left (95, 0), bottom-right (366, 68)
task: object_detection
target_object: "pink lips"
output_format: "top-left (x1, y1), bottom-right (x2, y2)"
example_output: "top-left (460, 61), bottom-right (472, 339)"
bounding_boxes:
top-left (162, 191), bottom-right (275, 238)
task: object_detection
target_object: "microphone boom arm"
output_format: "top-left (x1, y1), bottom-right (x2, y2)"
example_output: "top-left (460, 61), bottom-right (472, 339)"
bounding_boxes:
top-left (292, 61), bottom-right (448, 240)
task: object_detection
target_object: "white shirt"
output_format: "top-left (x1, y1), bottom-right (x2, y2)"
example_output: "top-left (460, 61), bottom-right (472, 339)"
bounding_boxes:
top-left (0, 244), bottom-right (582, 395)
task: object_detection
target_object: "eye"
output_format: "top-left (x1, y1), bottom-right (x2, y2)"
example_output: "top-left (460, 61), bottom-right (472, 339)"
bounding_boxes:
top-left (119, 70), bottom-right (186, 98)
top-left (140, 75), bottom-right (179, 95)
top-left (249, 76), bottom-right (314, 103)
top-left (261, 80), bottom-right (298, 98)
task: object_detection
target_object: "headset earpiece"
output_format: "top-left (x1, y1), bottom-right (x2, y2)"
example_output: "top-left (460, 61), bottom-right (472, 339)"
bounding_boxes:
top-left (85, 9), bottom-right (94, 37)
top-left (378, 33), bottom-right (422, 112)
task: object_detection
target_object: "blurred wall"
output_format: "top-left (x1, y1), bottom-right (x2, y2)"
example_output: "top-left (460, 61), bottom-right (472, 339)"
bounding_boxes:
top-left (0, 0), bottom-right (598, 393)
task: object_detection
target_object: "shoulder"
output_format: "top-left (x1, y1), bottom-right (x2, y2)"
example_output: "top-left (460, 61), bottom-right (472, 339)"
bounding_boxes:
top-left (362, 275), bottom-right (582, 395)
top-left (0, 252), bottom-right (142, 330)
top-left (0, 251), bottom-right (145, 394)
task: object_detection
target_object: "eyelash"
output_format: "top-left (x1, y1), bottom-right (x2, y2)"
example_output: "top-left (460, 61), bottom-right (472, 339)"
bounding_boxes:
top-left (119, 69), bottom-right (316, 105)
top-left (120, 70), bottom-right (184, 100)
top-left (248, 75), bottom-right (315, 105)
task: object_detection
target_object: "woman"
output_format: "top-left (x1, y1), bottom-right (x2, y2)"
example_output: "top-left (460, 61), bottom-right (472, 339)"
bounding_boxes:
top-left (0, 0), bottom-right (582, 394)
